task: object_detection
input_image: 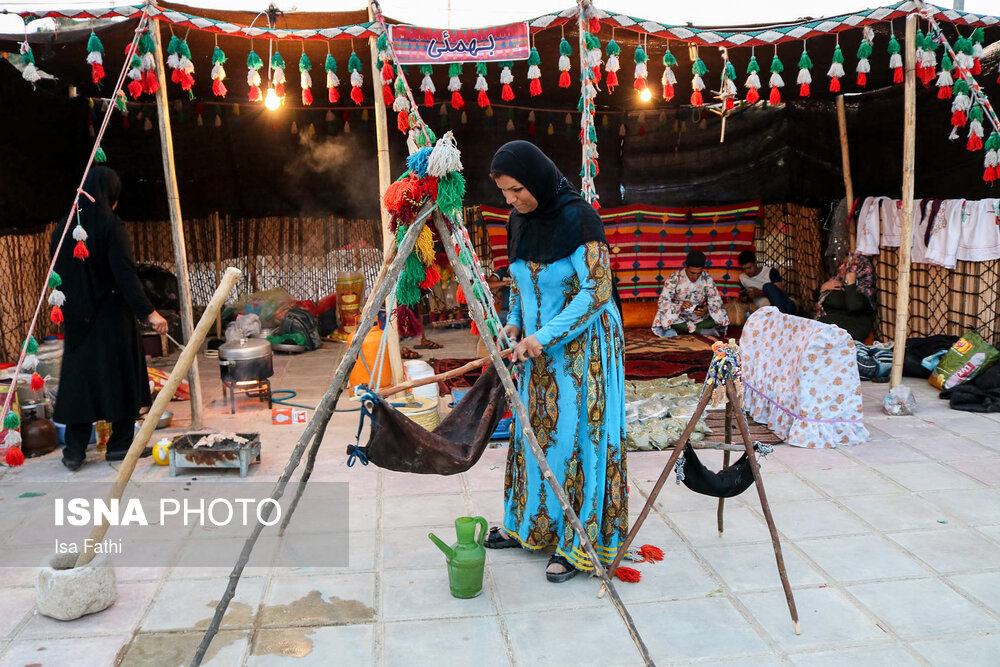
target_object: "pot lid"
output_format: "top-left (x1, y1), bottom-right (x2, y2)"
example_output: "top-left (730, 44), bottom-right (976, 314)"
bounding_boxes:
top-left (218, 337), bottom-right (273, 360)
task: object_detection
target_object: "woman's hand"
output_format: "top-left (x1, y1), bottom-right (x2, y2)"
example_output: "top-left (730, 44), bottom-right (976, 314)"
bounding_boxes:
top-left (844, 271), bottom-right (857, 286)
top-left (511, 334), bottom-right (543, 362)
top-left (503, 324), bottom-right (521, 342)
top-left (147, 310), bottom-right (168, 335)
top-left (820, 278), bottom-right (844, 292)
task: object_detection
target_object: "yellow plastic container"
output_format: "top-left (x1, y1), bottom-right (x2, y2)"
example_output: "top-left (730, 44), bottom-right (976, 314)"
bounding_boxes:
top-left (152, 438), bottom-right (172, 466)
top-left (348, 327), bottom-right (392, 396)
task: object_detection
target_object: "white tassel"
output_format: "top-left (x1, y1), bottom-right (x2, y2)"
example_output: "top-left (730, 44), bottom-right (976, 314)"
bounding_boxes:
top-left (746, 71), bottom-right (761, 89)
top-left (179, 56), bottom-right (193, 74)
top-left (448, 75), bottom-right (461, 92)
top-left (328, 71), bottom-right (340, 88)
top-left (214, 115), bottom-right (221, 127)
top-left (167, 53), bottom-right (180, 69)
top-left (22, 64), bottom-right (40, 83)
top-left (692, 75), bottom-right (705, 91)
top-left (724, 78), bottom-right (737, 95)
top-left (128, 66), bottom-right (142, 81)
top-left (797, 68), bottom-right (812, 85)
top-left (558, 55), bottom-right (570, 72)
top-left (587, 144), bottom-right (599, 159)
top-left (273, 67), bottom-right (285, 85)
top-left (985, 149), bottom-right (999, 169)
top-left (301, 70), bottom-right (312, 89)
top-left (48, 290), bottom-right (65, 307)
top-left (936, 69), bottom-right (953, 88)
top-left (212, 63), bottom-right (226, 80)
top-left (351, 71), bottom-right (363, 87)
top-left (635, 62), bottom-right (647, 79)
top-left (973, 42), bottom-right (984, 60)
top-left (420, 73), bottom-right (435, 93)
top-left (585, 82), bottom-right (597, 99)
top-left (248, 69), bottom-right (261, 87)
top-left (22, 355), bottom-right (37, 371)
top-left (141, 53), bottom-right (155, 70)
top-left (474, 74), bottom-right (487, 92)
top-left (587, 49), bottom-right (602, 69)
top-left (393, 95), bottom-right (410, 112)
top-left (952, 93), bottom-right (972, 114)
top-left (769, 72), bottom-right (785, 88)
top-left (87, 51), bottom-right (103, 66)
top-left (527, 65), bottom-right (540, 79)
top-left (4, 431), bottom-right (21, 447)
top-left (528, 110), bottom-right (536, 123)
top-left (606, 54), bottom-right (620, 73)
top-left (662, 67), bottom-right (676, 86)
top-left (889, 53), bottom-right (902, 70)
top-left (969, 119), bottom-right (984, 141)
top-left (856, 58), bottom-right (870, 75)
top-left (500, 67), bottom-right (513, 85)
top-left (827, 62), bottom-right (844, 78)
top-left (73, 225), bottom-right (88, 242)
top-left (427, 130), bottom-right (464, 177)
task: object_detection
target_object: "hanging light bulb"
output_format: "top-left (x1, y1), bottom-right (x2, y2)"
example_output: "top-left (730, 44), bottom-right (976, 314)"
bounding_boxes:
top-left (639, 87), bottom-right (652, 103)
top-left (264, 86), bottom-right (281, 111)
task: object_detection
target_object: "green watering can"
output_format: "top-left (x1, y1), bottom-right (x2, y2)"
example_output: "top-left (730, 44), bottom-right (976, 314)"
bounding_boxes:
top-left (428, 516), bottom-right (488, 599)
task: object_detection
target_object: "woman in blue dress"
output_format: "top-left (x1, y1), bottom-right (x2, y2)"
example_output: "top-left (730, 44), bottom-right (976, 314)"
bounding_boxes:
top-left (484, 141), bottom-right (628, 583)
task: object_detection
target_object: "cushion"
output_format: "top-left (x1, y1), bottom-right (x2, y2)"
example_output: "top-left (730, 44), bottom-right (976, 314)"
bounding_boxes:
top-left (621, 300), bottom-right (658, 329)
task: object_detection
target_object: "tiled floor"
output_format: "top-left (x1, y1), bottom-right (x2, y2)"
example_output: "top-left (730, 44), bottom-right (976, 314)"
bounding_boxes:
top-left (1, 331), bottom-right (998, 666)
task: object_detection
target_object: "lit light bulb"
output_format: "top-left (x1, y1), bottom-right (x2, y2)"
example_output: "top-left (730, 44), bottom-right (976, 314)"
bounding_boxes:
top-left (639, 87), bottom-right (652, 103)
top-left (264, 87), bottom-right (281, 111)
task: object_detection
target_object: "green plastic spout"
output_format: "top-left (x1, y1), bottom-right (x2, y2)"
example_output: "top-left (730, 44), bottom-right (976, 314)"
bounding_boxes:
top-left (428, 532), bottom-right (455, 560)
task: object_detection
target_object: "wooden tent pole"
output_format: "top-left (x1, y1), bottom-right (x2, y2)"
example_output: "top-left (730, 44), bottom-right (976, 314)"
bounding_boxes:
top-left (836, 95), bottom-right (856, 252)
top-left (368, 7), bottom-right (404, 385)
top-left (717, 400), bottom-right (733, 535)
top-left (891, 14), bottom-right (918, 387)
top-left (151, 18), bottom-right (204, 429)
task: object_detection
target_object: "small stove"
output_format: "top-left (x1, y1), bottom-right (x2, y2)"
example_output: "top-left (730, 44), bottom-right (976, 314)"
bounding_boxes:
top-left (218, 338), bottom-right (274, 414)
top-left (169, 432), bottom-right (261, 477)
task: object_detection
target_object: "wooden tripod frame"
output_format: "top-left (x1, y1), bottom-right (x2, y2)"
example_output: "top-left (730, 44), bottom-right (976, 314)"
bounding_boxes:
top-left (602, 377), bottom-right (801, 635)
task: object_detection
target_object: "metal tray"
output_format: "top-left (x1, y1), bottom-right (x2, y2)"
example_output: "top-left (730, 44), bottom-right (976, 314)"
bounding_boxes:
top-left (272, 343), bottom-right (307, 354)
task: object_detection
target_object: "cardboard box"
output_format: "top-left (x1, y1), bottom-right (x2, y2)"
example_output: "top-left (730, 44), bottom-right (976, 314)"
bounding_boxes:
top-left (272, 408), bottom-right (308, 425)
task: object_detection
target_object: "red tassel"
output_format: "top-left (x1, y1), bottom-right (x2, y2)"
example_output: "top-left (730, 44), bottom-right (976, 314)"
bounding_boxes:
top-left (591, 199), bottom-right (601, 210)
top-left (275, 82), bottom-right (285, 98)
top-left (972, 59), bottom-right (981, 75)
top-left (249, 85), bottom-right (261, 102)
top-left (419, 264), bottom-right (441, 289)
top-left (633, 77), bottom-right (645, 91)
top-left (724, 98), bottom-right (734, 111)
top-left (951, 110), bottom-right (967, 127)
top-left (769, 86), bottom-right (781, 104)
top-left (171, 68), bottom-right (182, 84)
top-left (397, 109), bottom-right (410, 134)
top-left (328, 87), bottom-right (340, 104)
top-left (589, 17), bottom-right (601, 33)
top-left (967, 134), bottom-right (984, 152)
top-left (799, 82), bottom-right (810, 97)
top-left (73, 241), bottom-right (89, 259)
top-left (919, 67), bottom-right (936, 87)
top-left (5, 446), bottom-right (24, 467)
top-left (381, 62), bottom-right (393, 81)
top-left (746, 87), bottom-right (759, 104)
top-left (528, 122), bottom-right (536, 135)
top-left (559, 70), bottom-right (571, 88)
top-left (663, 83), bottom-right (674, 101)
top-left (606, 71), bottom-right (618, 91)
top-left (985, 166), bottom-right (998, 183)
top-left (50, 305), bottom-right (64, 324)
top-left (350, 86), bottom-right (364, 105)
top-left (477, 89), bottom-right (491, 108)
top-left (856, 72), bottom-right (867, 87)
top-left (615, 566), bottom-right (641, 582)
top-left (456, 285), bottom-right (466, 304)
top-left (938, 86), bottom-right (952, 99)
top-left (529, 78), bottom-right (542, 96)
top-left (893, 67), bottom-right (904, 84)
top-left (638, 544), bottom-right (664, 562)
top-left (91, 62), bottom-right (105, 84)
top-left (592, 66), bottom-right (602, 84)
top-left (501, 84), bottom-right (514, 101)
top-left (470, 320), bottom-right (479, 338)
top-left (302, 88), bottom-right (313, 106)
top-left (690, 90), bottom-right (703, 107)
top-left (128, 79), bottom-right (143, 99)
top-left (382, 84), bottom-right (394, 107)
top-left (829, 77), bottom-right (841, 93)
top-left (144, 70), bottom-right (159, 94)
top-left (213, 79), bottom-right (227, 97)
top-left (424, 89), bottom-right (434, 107)
top-left (450, 90), bottom-right (465, 110)
top-left (30, 372), bottom-right (44, 391)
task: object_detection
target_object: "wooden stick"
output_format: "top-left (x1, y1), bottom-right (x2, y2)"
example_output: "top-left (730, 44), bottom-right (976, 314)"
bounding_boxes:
top-left (891, 14), bottom-right (918, 388)
top-left (717, 400), bottom-right (733, 536)
top-left (75, 267), bottom-right (241, 569)
top-left (726, 379), bottom-right (800, 634)
top-left (377, 349), bottom-right (514, 398)
top-left (836, 94), bottom-right (855, 253)
top-left (152, 19), bottom-right (203, 429)
top-left (190, 204), bottom-right (435, 667)
top-left (434, 215), bottom-right (650, 665)
top-left (214, 212), bottom-right (222, 340)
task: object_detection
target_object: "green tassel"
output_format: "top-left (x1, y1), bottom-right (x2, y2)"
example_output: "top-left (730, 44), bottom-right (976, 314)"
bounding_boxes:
top-left (798, 50), bottom-right (812, 70)
top-left (436, 172), bottom-right (466, 216)
top-left (349, 51), bottom-right (362, 73)
top-left (954, 79), bottom-right (969, 96)
top-left (500, 60), bottom-right (514, 71)
top-left (394, 76), bottom-right (406, 95)
top-left (395, 225), bottom-right (407, 246)
top-left (448, 63), bottom-right (462, 77)
top-left (941, 54), bottom-right (953, 72)
top-left (472, 282), bottom-right (486, 303)
top-left (377, 32), bottom-right (388, 52)
top-left (663, 49), bottom-right (677, 67)
top-left (588, 125), bottom-right (597, 143)
top-left (692, 58), bottom-right (708, 77)
top-left (577, 96), bottom-right (584, 112)
top-left (95, 147), bottom-right (106, 163)
top-left (832, 45), bottom-right (844, 64)
top-left (746, 55), bottom-right (760, 74)
top-left (475, 62), bottom-right (487, 76)
top-left (178, 38), bottom-right (191, 60)
top-left (970, 105), bottom-right (983, 123)
top-left (26, 335), bottom-right (39, 355)
top-left (916, 29), bottom-right (925, 49)
top-left (247, 50), bottom-right (263, 70)
top-left (725, 61), bottom-right (736, 81)
top-left (606, 39), bottom-right (620, 56)
top-left (271, 50), bottom-right (285, 70)
top-left (115, 92), bottom-right (127, 113)
top-left (634, 45), bottom-right (647, 64)
top-left (887, 34), bottom-right (900, 56)
top-left (421, 64), bottom-right (434, 75)
top-left (985, 132), bottom-right (1000, 152)
top-left (396, 253), bottom-right (424, 306)
top-left (299, 52), bottom-right (311, 73)
top-left (559, 38), bottom-right (572, 57)
top-left (971, 27), bottom-right (985, 45)
top-left (212, 46), bottom-right (226, 65)
top-left (528, 47), bottom-right (541, 66)
top-left (48, 271), bottom-right (62, 288)
top-left (459, 247), bottom-right (473, 267)
top-left (87, 31), bottom-right (104, 55)
top-left (487, 318), bottom-right (499, 337)
top-left (857, 39), bottom-right (872, 60)
top-left (770, 55), bottom-right (783, 74)
top-left (167, 34), bottom-right (180, 55)
top-left (138, 30), bottom-right (154, 55)
top-left (416, 126), bottom-right (437, 147)
top-left (325, 54), bottom-right (337, 73)
top-left (4, 411), bottom-right (19, 430)
top-left (584, 33), bottom-right (600, 51)
top-left (19, 46), bottom-right (35, 66)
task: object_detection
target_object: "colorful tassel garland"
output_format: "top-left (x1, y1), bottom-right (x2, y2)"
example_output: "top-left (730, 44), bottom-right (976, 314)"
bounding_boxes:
top-left (349, 51), bottom-right (364, 105)
top-left (615, 566), bottom-right (641, 583)
top-left (953, 33), bottom-right (974, 74)
top-left (20, 40), bottom-right (40, 84)
top-left (5, 445), bottom-right (24, 467)
top-left (211, 45), bottom-right (227, 97)
top-left (950, 79), bottom-right (971, 133)
top-left (247, 49), bottom-right (263, 102)
top-left (167, 35), bottom-right (195, 92)
top-left (967, 106), bottom-right (984, 152)
top-left (971, 27), bottom-right (985, 75)
top-left (855, 29), bottom-right (873, 87)
top-left (745, 55), bottom-right (761, 104)
top-left (662, 48), bottom-right (677, 101)
top-left (768, 53), bottom-right (785, 104)
top-left (558, 38), bottom-right (572, 88)
top-left (448, 63), bottom-right (465, 109)
top-left (500, 61), bottom-right (514, 101)
top-left (827, 44), bottom-right (844, 92)
top-left (633, 44), bottom-right (648, 93)
top-left (127, 48), bottom-right (144, 99)
top-left (322, 53), bottom-right (339, 103)
top-left (983, 132), bottom-right (1000, 183)
top-left (138, 29), bottom-right (158, 95)
top-left (271, 49), bottom-right (286, 98)
top-left (419, 64), bottom-right (436, 107)
top-left (936, 53), bottom-right (954, 99)
top-left (30, 372), bottom-right (44, 392)
top-left (722, 59), bottom-right (737, 110)
top-left (527, 47), bottom-right (542, 96)
top-left (585, 32), bottom-right (602, 83)
top-left (920, 31), bottom-right (939, 87)
top-left (604, 39), bottom-right (620, 92)
top-left (87, 31), bottom-right (105, 85)
top-left (888, 33), bottom-right (903, 84)
top-left (393, 75), bottom-right (411, 134)
top-left (797, 48), bottom-right (812, 97)
top-left (691, 55), bottom-right (707, 107)
top-left (474, 62), bottom-right (490, 108)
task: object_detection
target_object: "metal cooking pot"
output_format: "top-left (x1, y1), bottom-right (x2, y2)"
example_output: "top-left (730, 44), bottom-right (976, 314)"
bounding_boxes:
top-left (218, 338), bottom-right (274, 383)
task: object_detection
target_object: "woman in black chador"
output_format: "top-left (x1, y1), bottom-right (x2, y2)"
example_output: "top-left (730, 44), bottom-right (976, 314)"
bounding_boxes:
top-left (50, 167), bottom-right (167, 470)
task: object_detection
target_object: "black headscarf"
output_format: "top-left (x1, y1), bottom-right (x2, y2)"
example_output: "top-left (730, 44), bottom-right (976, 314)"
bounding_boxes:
top-left (490, 141), bottom-right (608, 264)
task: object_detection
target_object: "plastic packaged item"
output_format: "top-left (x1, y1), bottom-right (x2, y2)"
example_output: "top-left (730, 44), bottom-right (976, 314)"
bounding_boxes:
top-left (929, 331), bottom-right (999, 390)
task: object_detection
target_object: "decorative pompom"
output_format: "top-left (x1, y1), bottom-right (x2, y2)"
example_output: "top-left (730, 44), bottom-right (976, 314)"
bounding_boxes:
top-left (30, 372), bottom-right (44, 391)
top-left (73, 225), bottom-right (88, 242)
top-left (3, 411), bottom-right (19, 430)
top-left (73, 241), bottom-right (89, 259)
top-left (47, 289), bottom-right (65, 307)
top-left (615, 566), bottom-right (641, 582)
top-left (427, 131), bottom-right (464, 178)
top-left (5, 445), bottom-right (24, 467)
top-left (22, 355), bottom-right (37, 372)
top-left (450, 90), bottom-right (465, 110)
top-left (50, 305), bottom-right (64, 324)
top-left (4, 430), bottom-right (21, 448)
top-left (638, 544), bottom-right (664, 562)
top-left (456, 284), bottom-right (466, 304)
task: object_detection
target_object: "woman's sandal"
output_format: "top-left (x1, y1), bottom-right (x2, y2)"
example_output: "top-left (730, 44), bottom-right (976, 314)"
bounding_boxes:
top-left (400, 347), bottom-right (421, 359)
top-left (414, 337), bottom-right (443, 350)
top-left (484, 526), bottom-right (519, 549)
top-left (546, 553), bottom-right (579, 583)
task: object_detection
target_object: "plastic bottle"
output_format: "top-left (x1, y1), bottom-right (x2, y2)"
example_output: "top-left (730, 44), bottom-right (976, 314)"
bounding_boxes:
top-left (944, 352), bottom-right (986, 389)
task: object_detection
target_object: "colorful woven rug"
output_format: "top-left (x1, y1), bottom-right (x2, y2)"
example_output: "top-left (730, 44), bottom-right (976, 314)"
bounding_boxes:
top-left (479, 202), bottom-right (759, 300)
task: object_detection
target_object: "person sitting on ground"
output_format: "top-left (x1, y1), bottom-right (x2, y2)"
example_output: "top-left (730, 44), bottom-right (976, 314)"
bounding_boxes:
top-left (737, 250), bottom-right (797, 315)
top-left (816, 252), bottom-right (876, 343)
top-left (651, 250), bottom-right (729, 338)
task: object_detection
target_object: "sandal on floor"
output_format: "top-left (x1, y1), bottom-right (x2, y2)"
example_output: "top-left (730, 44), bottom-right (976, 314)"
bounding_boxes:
top-left (484, 526), bottom-right (519, 549)
top-left (546, 553), bottom-right (579, 583)
top-left (414, 337), bottom-right (443, 350)
top-left (400, 347), bottom-right (421, 359)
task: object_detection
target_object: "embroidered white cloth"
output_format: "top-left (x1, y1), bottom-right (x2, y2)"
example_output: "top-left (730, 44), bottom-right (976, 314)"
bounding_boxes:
top-left (741, 307), bottom-right (869, 449)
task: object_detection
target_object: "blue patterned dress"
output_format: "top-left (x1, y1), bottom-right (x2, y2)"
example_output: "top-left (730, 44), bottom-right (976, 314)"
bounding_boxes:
top-left (503, 241), bottom-right (628, 571)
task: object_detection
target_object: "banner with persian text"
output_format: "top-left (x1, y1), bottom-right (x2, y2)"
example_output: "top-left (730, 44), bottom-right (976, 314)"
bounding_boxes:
top-left (388, 23), bottom-right (530, 65)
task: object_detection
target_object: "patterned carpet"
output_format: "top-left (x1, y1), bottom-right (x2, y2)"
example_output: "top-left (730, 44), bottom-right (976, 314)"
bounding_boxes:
top-left (623, 328), bottom-right (718, 382)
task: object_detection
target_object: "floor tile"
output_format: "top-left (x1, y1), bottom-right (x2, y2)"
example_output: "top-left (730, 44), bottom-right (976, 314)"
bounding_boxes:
top-left (1, 633), bottom-right (132, 667)
top-left (382, 494), bottom-right (472, 529)
top-left (0, 588), bottom-right (35, 639)
top-left (946, 458), bottom-right (1000, 486)
top-left (949, 572), bottom-right (1000, 611)
top-left (922, 489), bottom-right (1000, 526)
top-left (797, 467), bottom-right (904, 497)
top-left (381, 568), bottom-right (495, 621)
top-left (889, 529), bottom-right (1000, 574)
top-left (260, 572), bottom-right (374, 627)
top-left (738, 586), bottom-right (884, 649)
top-left (764, 500), bottom-right (870, 540)
top-left (903, 435), bottom-right (996, 461)
top-left (837, 493), bottom-right (954, 532)
top-left (119, 630), bottom-right (248, 667)
top-left (737, 472), bottom-right (823, 503)
top-left (848, 578), bottom-right (1000, 639)
top-left (383, 616), bottom-right (508, 667)
top-left (845, 440), bottom-right (929, 465)
top-left (867, 418), bottom-right (950, 440)
top-left (698, 541), bottom-right (826, 593)
top-left (911, 634), bottom-right (1000, 665)
top-left (667, 507), bottom-right (771, 546)
top-left (491, 561), bottom-right (607, 612)
top-left (872, 461), bottom-right (983, 493)
top-left (788, 643), bottom-right (922, 667)
top-left (383, 523), bottom-right (461, 570)
top-left (613, 548), bottom-right (722, 603)
top-left (795, 535), bottom-right (929, 583)
top-left (17, 582), bottom-right (158, 639)
top-left (140, 577), bottom-right (266, 632)
top-left (921, 414), bottom-right (1000, 435)
top-left (247, 624), bottom-right (373, 666)
top-left (505, 606), bottom-right (650, 666)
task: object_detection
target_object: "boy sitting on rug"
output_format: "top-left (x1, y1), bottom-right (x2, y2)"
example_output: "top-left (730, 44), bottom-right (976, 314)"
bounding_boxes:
top-left (738, 250), bottom-right (797, 315)
top-left (651, 251), bottom-right (729, 338)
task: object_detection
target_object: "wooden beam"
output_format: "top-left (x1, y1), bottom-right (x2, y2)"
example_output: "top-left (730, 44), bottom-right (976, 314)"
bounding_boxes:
top-left (368, 6), bottom-right (404, 385)
top-left (836, 95), bottom-right (856, 252)
top-left (891, 14), bottom-right (917, 387)
top-left (152, 18), bottom-right (204, 428)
